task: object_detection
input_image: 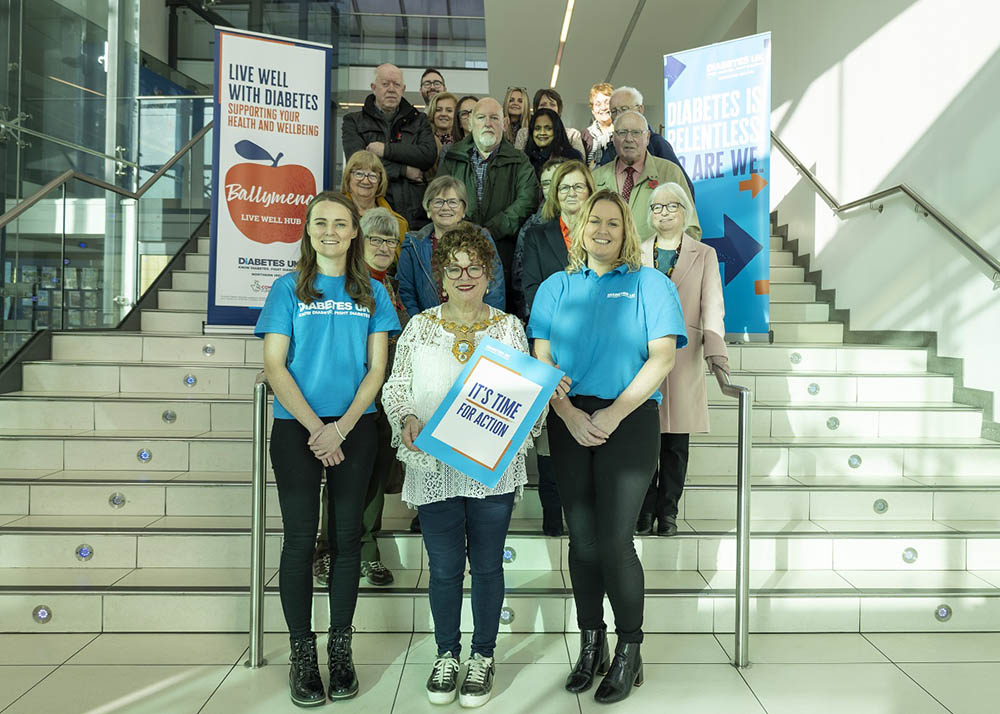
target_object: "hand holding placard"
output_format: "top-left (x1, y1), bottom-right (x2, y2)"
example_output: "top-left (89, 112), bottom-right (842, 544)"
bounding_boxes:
top-left (413, 337), bottom-right (564, 488)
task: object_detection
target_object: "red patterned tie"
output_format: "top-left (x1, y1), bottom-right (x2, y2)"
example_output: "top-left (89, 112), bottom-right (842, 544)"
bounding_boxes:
top-left (621, 166), bottom-right (636, 202)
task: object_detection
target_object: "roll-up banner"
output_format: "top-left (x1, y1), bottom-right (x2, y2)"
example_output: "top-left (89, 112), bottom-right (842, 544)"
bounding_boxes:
top-left (207, 28), bottom-right (332, 328)
top-left (664, 32), bottom-right (771, 340)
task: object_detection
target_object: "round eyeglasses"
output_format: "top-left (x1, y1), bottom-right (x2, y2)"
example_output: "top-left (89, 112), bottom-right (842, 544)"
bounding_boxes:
top-left (351, 170), bottom-right (378, 183)
top-left (443, 264), bottom-right (485, 280)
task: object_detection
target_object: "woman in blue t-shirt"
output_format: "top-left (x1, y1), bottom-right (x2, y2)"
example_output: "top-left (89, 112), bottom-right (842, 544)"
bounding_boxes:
top-left (527, 189), bottom-right (687, 705)
top-left (255, 191), bottom-right (400, 707)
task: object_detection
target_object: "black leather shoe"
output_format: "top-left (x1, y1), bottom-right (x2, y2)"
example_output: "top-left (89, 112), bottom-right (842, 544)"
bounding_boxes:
top-left (327, 626), bottom-right (359, 700)
top-left (565, 628), bottom-right (610, 693)
top-left (288, 634), bottom-right (325, 707)
top-left (657, 514), bottom-right (678, 537)
top-left (635, 512), bottom-right (654, 535)
top-left (594, 641), bottom-right (643, 704)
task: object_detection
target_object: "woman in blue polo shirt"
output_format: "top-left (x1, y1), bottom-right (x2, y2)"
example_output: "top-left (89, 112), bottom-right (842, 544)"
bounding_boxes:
top-left (255, 191), bottom-right (400, 707)
top-left (528, 189), bottom-right (687, 705)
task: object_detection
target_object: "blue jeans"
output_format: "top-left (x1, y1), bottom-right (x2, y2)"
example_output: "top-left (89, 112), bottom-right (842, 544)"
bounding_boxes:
top-left (418, 492), bottom-right (516, 658)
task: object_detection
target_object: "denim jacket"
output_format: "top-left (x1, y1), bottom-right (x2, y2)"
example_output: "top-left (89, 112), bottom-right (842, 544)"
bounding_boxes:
top-left (396, 222), bottom-right (507, 317)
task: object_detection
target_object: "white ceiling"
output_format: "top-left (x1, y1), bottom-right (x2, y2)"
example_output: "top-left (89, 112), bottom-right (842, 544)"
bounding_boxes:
top-left (484, 0), bottom-right (757, 131)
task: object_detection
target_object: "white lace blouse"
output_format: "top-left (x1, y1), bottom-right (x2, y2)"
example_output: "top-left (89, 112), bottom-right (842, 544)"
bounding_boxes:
top-left (381, 305), bottom-right (544, 507)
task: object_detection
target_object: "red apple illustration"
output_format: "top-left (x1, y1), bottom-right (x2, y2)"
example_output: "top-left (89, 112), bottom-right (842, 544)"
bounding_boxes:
top-left (224, 140), bottom-right (316, 244)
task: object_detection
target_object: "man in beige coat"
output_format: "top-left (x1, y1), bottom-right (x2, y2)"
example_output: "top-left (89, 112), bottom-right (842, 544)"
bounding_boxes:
top-left (592, 111), bottom-right (700, 242)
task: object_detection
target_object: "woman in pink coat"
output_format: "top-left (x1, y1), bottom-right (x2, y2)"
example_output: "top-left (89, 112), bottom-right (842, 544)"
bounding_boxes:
top-left (636, 182), bottom-right (729, 536)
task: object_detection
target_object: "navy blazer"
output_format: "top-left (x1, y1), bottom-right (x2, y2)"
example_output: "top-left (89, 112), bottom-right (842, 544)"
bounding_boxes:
top-left (520, 218), bottom-right (569, 320)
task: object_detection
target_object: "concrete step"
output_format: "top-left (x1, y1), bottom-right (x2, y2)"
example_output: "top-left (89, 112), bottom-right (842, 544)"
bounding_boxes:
top-left (171, 271), bottom-right (208, 292)
top-left (140, 310), bottom-right (205, 334)
top-left (158, 290), bottom-right (208, 311)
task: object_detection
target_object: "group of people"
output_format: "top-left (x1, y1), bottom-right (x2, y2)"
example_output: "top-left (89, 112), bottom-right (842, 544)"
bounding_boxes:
top-left (255, 63), bottom-right (728, 709)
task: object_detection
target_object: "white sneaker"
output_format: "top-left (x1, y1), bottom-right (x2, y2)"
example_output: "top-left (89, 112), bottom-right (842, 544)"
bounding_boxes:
top-left (426, 652), bottom-right (460, 704)
top-left (459, 653), bottom-right (494, 708)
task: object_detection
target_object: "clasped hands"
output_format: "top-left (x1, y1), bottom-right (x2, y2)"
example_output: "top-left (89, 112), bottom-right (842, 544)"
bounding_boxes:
top-left (549, 374), bottom-right (620, 447)
top-left (308, 423), bottom-right (345, 467)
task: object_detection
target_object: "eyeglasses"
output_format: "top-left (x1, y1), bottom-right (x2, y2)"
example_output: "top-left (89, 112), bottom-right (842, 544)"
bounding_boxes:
top-left (430, 198), bottom-right (463, 209)
top-left (421, 79), bottom-right (445, 88)
top-left (443, 264), bottom-right (485, 280)
top-left (650, 202), bottom-right (683, 214)
top-left (613, 129), bottom-right (647, 139)
top-left (610, 104), bottom-right (640, 117)
top-left (558, 183), bottom-right (588, 195)
top-left (367, 235), bottom-right (400, 249)
top-left (351, 170), bottom-right (378, 183)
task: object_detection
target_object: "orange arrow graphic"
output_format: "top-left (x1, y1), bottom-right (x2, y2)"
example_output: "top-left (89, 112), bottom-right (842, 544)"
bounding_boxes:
top-left (739, 172), bottom-right (768, 198)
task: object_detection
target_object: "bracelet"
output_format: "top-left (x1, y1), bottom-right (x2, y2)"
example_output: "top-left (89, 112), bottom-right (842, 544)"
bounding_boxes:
top-left (401, 413), bottom-right (418, 429)
top-left (333, 421), bottom-right (347, 441)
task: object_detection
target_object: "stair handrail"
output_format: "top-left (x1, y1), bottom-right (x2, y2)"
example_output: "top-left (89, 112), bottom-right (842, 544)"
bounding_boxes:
top-left (0, 122), bottom-right (214, 230)
top-left (770, 131), bottom-right (1000, 290)
top-left (712, 364), bottom-right (752, 668)
top-left (247, 376), bottom-right (270, 669)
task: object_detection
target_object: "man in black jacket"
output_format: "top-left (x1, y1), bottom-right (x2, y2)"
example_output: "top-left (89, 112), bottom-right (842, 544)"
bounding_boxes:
top-left (598, 85), bottom-right (695, 198)
top-left (342, 64), bottom-right (438, 228)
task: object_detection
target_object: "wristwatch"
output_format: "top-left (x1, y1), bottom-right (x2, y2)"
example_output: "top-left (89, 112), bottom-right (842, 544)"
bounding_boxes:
top-left (401, 413), bottom-right (418, 428)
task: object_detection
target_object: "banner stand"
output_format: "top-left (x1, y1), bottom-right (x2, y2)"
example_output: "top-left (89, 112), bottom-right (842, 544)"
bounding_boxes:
top-left (664, 33), bottom-right (772, 340)
top-left (207, 27), bottom-right (332, 329)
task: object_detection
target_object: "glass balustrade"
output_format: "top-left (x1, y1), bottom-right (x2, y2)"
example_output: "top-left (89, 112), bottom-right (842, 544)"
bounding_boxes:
top-left (0, 125), bottom-right (212, 362)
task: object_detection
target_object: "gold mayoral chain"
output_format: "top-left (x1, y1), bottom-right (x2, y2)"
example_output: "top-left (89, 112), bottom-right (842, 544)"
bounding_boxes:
top-left (425, 311), bottom-right (506, 363)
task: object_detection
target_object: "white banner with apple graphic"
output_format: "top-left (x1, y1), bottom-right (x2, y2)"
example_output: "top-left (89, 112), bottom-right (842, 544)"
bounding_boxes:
top-left (208, 27), bottom-right (332, 327)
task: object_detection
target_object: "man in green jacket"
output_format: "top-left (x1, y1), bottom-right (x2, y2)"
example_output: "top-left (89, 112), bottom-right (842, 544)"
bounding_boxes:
top-left (440, 97), bottom-right (538, 306)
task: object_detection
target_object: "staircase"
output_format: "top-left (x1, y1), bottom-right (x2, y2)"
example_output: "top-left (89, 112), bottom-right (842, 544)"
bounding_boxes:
top-left (2, 229), bottom-right (999, 641)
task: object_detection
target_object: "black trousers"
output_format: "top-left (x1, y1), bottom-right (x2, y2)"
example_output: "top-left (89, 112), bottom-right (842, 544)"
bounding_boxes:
top-left (316, 408), bottom-right (394, 563)
top-left (270, 413), bottom-right (377, 638)
top-left (548, 396), bottom-right (660, 643)
top-left (641, 433), bottom-right (690, 518)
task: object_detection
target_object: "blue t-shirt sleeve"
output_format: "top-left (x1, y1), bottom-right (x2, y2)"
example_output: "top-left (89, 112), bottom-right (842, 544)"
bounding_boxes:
top-left (640, 269), bottom-right (689, 350)
top-left (526, 273), bottom-right (560, 340)
top-left (369, 279), bottom-right (402, 336)
top-left (253, 274), bottom-right (295, 339)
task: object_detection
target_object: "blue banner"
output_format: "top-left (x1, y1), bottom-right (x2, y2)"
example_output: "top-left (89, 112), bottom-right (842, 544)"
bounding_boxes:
top-left (414, 336), bottom-right (563, 489)
top-left (207, 28), bottom-right (332, 328)
top-left (664, 33), bottom-right (771, 339)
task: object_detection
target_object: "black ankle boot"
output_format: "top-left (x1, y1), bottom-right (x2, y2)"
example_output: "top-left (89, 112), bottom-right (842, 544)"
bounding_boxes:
top-left (327, 626), bottom-right (359, 700)
top-left (594, 640), bottom-right (643, 704)
top-left (657, 513), bottom-right (678, 536)
top-left (565, 628), bottom-right (610, 693)
top-left (635, 511), bottom-right (654, 535)
top-left (288, 633), bottom-right (325, 707)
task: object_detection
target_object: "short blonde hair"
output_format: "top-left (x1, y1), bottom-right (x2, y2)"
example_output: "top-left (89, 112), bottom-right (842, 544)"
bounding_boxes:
top-left (566, 190), bottom-right (642, 274)
top-left (542, 159), bottom-right (595, 221)
top-left (589, 82), bottom-right (613, 105)
top-left (647, 181), bottom-right (696, 233)
top-left (421, 175), bottom-right (468, 213)
top-left (341, 150), bottom-right (388, 199)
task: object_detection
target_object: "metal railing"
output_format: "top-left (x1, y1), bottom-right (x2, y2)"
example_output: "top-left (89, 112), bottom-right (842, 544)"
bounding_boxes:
top-left (770, 132), bottom-right (1000, 290)
top-left (712, 364), bottom-right (753, 668)
top-left (247, 379), bottom-right (270, 669)
top-left (247, 367), bottom-right (754, 669)
top-left (0, 123), bottom-right (213, 231)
